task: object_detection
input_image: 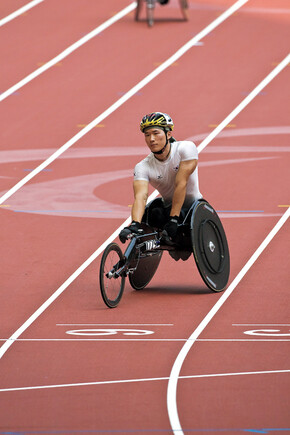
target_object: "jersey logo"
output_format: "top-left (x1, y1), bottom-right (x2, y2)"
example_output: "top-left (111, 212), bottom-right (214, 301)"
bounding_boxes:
top-left (157, 175), bottom-right (163, 179)
top-left (174, 165), bottom-right (179, 172)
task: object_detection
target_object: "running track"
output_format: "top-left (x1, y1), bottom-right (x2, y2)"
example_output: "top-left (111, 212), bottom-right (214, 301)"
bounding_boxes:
top-left (0, 0), bottom-right (289, 433)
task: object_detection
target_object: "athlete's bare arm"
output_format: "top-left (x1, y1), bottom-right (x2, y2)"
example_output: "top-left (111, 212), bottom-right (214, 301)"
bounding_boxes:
top-left (170, 159), bottom-right (198, 217)
top-left (131, 180), bottom-right (149, 223)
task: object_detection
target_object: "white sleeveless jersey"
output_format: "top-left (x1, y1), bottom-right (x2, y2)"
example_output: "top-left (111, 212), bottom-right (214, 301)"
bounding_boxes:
top-left (134, 140), bottom-right (202, 207)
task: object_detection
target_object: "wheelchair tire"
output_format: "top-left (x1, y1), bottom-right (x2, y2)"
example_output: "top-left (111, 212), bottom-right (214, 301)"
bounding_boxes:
top-left (99, 243), bottom-right (125, 308)
top-left (129, 251), bottom-right (163, 290)
top-left (179, 0), bottom-right (189, 20)
top-left (135, 0), bottom-right (142, 21)
top-left (191, 200), bottom-right (230, 292)
top-left (146, 0), bottom-right (155, 27)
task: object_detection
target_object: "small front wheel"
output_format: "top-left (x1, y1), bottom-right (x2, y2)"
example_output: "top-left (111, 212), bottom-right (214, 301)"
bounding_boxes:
top-left (179, 0), bottom-right (189, 20)
top-left (135, 0), bottom-right (142, 21)
top-left (147, 0), bottom-right (155, 27)
top-left (99, 243), bottom-right (125, 308)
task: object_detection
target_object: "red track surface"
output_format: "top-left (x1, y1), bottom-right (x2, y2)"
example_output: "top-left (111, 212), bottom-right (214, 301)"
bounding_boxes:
top-left (0, 1), bottom-right (289, 434)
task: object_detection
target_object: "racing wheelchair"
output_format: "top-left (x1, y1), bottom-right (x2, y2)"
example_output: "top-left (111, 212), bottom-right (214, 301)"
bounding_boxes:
top-left (99, 199), bottom-right (230, 308)
top-left (135, 0), bottom-right (189, 28)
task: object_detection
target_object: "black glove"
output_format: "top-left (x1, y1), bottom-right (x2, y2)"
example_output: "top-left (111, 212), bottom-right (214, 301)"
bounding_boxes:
top-left (162, 216), bottom-right (179, 240)
top-left (119, 221), bottom-right (143, 243)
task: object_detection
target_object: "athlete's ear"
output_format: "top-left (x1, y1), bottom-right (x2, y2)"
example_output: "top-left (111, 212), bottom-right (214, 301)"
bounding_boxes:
top-left (167, 131), bottom-right (172, 139)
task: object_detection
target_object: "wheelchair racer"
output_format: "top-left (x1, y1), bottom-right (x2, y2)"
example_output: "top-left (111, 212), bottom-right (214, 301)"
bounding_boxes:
top-left (119, 112), bottom-right (203, 259)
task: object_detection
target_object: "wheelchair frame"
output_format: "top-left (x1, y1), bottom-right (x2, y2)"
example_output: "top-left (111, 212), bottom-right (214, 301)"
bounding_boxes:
top-left (99, 199), bottom-right (230, 308)
top-left (135, 0), bottom-right (189, 28)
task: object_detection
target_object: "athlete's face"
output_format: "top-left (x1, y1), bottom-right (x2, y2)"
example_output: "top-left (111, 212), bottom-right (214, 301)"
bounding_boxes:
top-left (144, 127), bottom-right (171, 153)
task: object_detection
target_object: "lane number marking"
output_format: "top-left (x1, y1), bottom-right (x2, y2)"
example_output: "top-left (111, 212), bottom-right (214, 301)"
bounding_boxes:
top-left (244, 329), bottom-right (290, 337)
top-left (65, 329), bottom-right (154, 336)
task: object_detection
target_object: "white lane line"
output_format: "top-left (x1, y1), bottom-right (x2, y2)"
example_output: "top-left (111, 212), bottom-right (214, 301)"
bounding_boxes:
top-left (197, 53), bottom-right (290, 154)
top-left (0, 214), bottom-right (127, 358)
top-left (1, 338), bottom-right (289, 342)
top-left (167, 206), bottom-right (290, 435)
top-left (0, 0), bottom-right (44, 27)
top-left (0, 40), bottom-right (288, 362)
top-left (1, 369), bottom-right (289, 393)
top-left (0, 2), bottom-right (137, 101)
top-left (233, 324), bottom-right (290, 326)
top-left (56, 323), bottom-right (174, 326)
top-left (0, 0), bottom-right (249, 205)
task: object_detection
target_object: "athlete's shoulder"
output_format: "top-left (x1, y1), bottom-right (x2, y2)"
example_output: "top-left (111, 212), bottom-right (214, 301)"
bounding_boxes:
top-left (134, 154), bottom-right (153, 180)
top-left (176, 139), bottom-right (197, 147)
top-left (135, 153), bottom-right (153, 168)
top-left (176, 140), bottom-right (198, 160)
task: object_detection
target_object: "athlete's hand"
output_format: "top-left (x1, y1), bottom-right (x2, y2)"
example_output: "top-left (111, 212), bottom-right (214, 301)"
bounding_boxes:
top-left (162, 216), bottom-right (179, 240)
top-left (119, 221), bottom-right (143, 243)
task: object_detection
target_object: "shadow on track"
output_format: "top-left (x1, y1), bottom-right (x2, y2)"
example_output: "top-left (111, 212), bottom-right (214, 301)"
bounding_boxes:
top-left (136, 285), bottom-right (212, 295)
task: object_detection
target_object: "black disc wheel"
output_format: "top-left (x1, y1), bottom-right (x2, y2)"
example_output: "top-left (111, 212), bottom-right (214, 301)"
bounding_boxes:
top-left (191, 200), bottom-right (230, 292)
top-left (99, 243), bottom-right (125, 308)
top-left (129, 251), bottom-right (163, 290)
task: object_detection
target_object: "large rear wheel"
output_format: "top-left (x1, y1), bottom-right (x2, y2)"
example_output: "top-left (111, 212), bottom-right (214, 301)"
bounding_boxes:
top-left (191, 200), bottom-right (230, 292)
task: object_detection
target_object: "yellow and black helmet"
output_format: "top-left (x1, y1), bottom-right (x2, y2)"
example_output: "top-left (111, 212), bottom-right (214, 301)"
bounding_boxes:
top-left (140, 112), bottom-right (174, 133)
